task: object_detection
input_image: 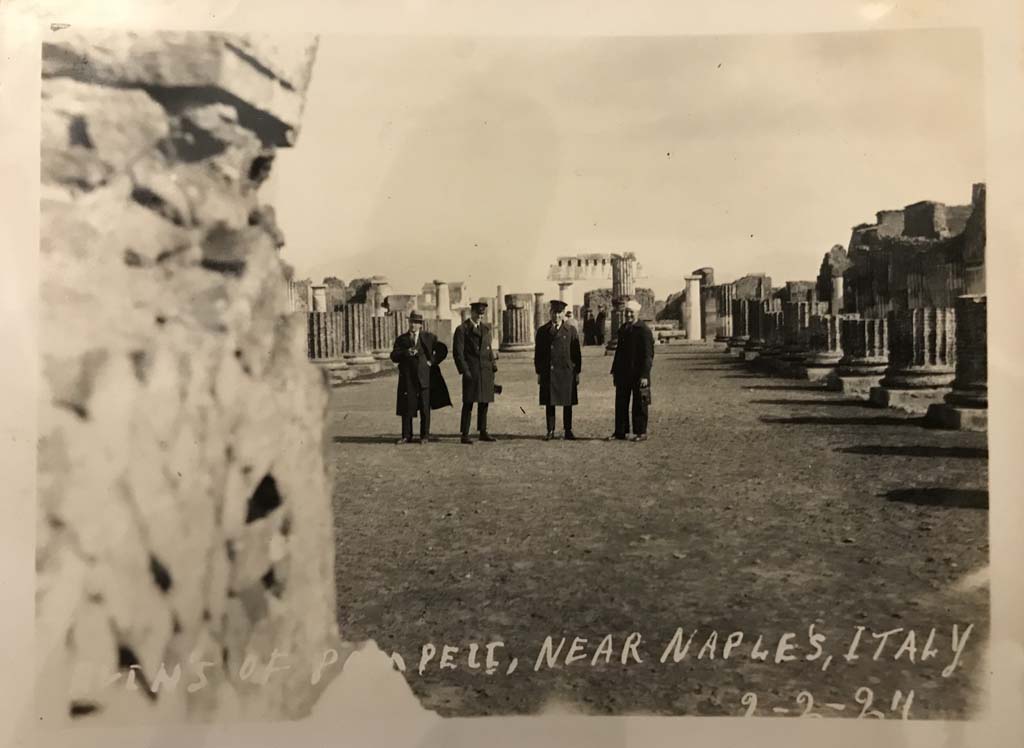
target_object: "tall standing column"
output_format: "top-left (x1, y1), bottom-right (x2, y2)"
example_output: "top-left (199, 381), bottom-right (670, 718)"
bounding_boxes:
top-left (684, 275), bottom-right (702, 341)
top-left (715, 284), bottom-right (735, 342)
top-left (433, 280), bottom-right (452, 320)
top-left (927, 295), bottom-right (987, 430)
top-left (728, 298), bottom-right (752, 355)
top-left (534, 292), bottom-right (547, 329)
top-left (781, 301), bottom-right (813, 363)
top-left (830, 274), bottom-right (844, 316)
top-left (558, 281), bottom-right (574, 308)
top-left (606, 254), bottom-right (637, 352)
top-left (500, 293), bottom-right (535, 352)
top-left (343, 303), bottom-right (377, 365)
top-left (742, 300), bottom-right (768, 360)
top-left (869, 306), bottom-right (957, 414)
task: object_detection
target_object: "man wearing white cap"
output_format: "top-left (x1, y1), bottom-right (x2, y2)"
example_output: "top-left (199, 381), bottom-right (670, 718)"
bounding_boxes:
top-left (608, 298), bottom-right (654, 441)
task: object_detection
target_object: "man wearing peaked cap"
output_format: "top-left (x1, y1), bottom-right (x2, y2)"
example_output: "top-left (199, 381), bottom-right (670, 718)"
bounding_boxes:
top-left (389, 311), bottom-right (452, 444)
top-left (535, 298), bottom-right (582, 440)
top-left (452, 300), bottom-right (498, 444)
top-left (609, 298), bottom-right (654, 442)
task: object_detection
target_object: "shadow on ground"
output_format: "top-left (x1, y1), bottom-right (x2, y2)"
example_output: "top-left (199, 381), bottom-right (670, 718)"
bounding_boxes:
top-left (840, 445), bottom-right (988, 459)
top-left (883, 487), bottom-right (988, 509)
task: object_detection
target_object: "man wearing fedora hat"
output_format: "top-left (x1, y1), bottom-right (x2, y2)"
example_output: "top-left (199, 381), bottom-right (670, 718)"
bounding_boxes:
top-left (390, 311), bottom-right (452, 444)
top-left (535, 298), bottom-right (582, 440)
top-left (609, 298), bottom-right (654, 442)
top-left (452, 300), bottom-right (498, 444)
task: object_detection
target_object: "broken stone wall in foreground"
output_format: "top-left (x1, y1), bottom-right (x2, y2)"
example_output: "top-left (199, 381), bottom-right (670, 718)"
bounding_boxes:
top-left (36, 31), bottom-right (344, 725)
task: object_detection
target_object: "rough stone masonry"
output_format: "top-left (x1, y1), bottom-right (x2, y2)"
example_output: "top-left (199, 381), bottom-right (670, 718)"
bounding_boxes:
top-left (36, 31), bottom-right (345, 725)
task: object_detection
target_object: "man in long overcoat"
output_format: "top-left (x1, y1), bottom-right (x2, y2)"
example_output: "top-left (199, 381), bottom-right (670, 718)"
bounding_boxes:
top-left (594, 305), bottom-right (608, 346)
top-left (609, 299), bottom-right (655, 441)
top-left (535, 299), bottom-right (583, 440)
top-left (390, 311), bottom-right (452, 444)
top-left (452, 301), bottom-right (498, 444)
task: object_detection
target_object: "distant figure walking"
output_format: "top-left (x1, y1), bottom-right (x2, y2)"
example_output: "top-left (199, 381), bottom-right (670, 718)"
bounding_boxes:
top-left (608, 299), bottom-right (654, 442)
top-left (582, 308), bottom-right (596, 346)
top-left (594, 305), bottom-right (608, 346)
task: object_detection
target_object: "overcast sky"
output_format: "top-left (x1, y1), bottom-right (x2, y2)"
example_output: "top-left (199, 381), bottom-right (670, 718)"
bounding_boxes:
top-left (270, 29), bottom-right (984, 300)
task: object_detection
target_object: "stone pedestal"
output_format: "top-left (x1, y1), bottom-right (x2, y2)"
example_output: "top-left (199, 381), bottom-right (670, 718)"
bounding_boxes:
top-left (727, 298), bottom-right (753, 355)
top-left (835, 317), bottom-right (889, 398)
top-left (715, 284), bottom-right (735, 342)
top-left (342, 303), bottom-right (376, 365)
top-left (684, 275), bottom-right (702, 340)
top-left (870, 307), bottom-right (956, 414)
top-left (803, 314), bottom-right (846, 382)
top-left (927, 295), bottom-right (987, 430)
top-left (501, 294), bottom-right (535, 352)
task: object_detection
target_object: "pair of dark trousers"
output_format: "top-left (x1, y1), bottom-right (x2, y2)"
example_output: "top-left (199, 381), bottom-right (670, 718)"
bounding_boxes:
top-left (401, 388), bottom-right (431, 439)
top-left (614, 383), bottom-right (648, 435)
top-left (545, 405), bottom-right (573, 433)
top-left (460, 402), bottom-right (489, 435)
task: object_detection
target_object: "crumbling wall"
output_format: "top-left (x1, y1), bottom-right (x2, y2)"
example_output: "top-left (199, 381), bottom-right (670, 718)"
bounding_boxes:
top-left (37, 31), bottom-right (344, 726)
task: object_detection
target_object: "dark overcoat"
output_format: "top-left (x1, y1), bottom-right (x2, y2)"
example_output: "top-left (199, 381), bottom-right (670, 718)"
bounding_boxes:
top-left (390, 330), bottom-right (453, 416)
top-left (452, 319), bottom-right (497, 404)
top-left (535, 321), bottom-right (582, 406)
top-left (610, 321), bottom-right (655, 388)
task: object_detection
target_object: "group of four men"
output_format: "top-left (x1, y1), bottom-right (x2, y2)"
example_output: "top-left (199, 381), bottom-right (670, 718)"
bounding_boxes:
top-left (390, 298), bottom-right (654, 444)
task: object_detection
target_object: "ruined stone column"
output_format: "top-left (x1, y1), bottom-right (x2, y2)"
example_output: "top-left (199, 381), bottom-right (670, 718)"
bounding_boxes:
top-left (715, 284), bottom-right (735, 342)
top-left (759, 310), bottom-right (786, 360)
top-left (534, 292), bottom-right (547, 329)
top-left (501, 293), bottom-right (535, 352)
top-left (870, 306), bottom-right (957, 413)
top-left (342, 303), bottom-right (376, 365)
top-left (742, 300), bottom-right (768, 360)
top-left (728, 298), bottom-right (753, 355)
top-left (835, 317), bottom-right (889, 398)
top-left (684, 275), bottom-right (702, 341)
top-left (370, 315), bottom-right (392, 360)
top-left (370, 276), bottom-right (391, 316)
top-left (927, 295), bottom-right (987, 430)
top-left (782, 301), bottom-right (813, 363)
top-left (434, 280), bottom-right (452, 320)
top-left (803, 314), bottom-right (847, 382)
top-left (606, 254), bottom-right (637, 352)
top-left (831, 274), bottom-right (844, 316)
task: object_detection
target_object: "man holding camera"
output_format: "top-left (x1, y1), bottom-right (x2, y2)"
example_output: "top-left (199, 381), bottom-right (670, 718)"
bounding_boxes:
top-left (452, 300), bottom-right (498, 444)
top-left (535, 298), bottom-right (582, 440)
top-left (390, 311), bottom-right (451, 444)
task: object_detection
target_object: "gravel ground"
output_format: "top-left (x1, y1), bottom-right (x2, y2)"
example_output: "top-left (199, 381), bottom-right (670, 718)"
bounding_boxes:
top-left (326, 344), bottom-right (988, 718)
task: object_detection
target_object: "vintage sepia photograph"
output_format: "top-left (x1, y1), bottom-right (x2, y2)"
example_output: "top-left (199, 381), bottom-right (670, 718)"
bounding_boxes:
top-left (32, 19), bottom-right (997, 733)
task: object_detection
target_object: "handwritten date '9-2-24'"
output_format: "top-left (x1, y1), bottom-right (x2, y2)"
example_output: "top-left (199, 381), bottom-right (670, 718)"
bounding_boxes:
top-left (741, 688), bottom-right (915, 719)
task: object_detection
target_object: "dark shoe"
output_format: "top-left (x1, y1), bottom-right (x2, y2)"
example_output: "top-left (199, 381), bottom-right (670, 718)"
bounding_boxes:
top-left (479, 433), bottom-right (497, 442)
top-left (606, 434), bottom-right (626, 441)
top-left (544, 431), bottom-right (555, 441)
top-left (461, 435), bottom-right (473, 444)
top-left (396, 437), bottom-right (413, 445)
top-left (631, 434), bottom-right (648, 442)
top-left (564, 431), bottom-right (577, 440)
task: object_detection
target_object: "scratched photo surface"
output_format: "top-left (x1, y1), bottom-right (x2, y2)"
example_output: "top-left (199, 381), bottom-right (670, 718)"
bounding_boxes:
top-left (37, 27), bottom-right (988, 725)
